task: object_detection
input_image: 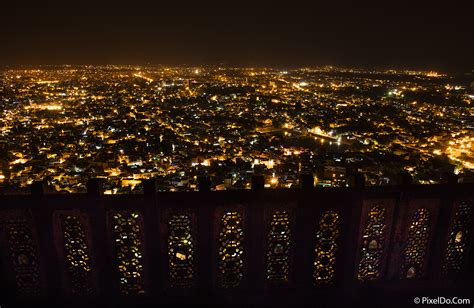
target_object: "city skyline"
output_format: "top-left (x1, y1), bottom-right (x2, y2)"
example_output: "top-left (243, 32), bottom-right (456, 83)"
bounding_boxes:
top-left (1, 65), bottom-right (472, 193)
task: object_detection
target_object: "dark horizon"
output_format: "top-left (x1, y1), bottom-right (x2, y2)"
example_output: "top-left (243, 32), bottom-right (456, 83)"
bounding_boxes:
top-left (1, 0), bottom-right (473, 73)
top-left (1, 63), bottom-right (473, 75)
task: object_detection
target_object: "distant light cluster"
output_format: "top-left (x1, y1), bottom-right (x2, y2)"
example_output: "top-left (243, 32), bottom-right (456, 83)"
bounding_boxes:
top-left (0, 65), bottom-right (472, 193)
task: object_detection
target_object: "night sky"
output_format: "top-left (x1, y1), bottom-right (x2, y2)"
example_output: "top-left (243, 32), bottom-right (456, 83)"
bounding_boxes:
top-left (1, 0), bottom-right (473, 71)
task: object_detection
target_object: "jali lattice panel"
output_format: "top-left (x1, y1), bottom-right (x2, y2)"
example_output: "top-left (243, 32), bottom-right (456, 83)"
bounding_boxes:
top-left (109, 211), bottom-right (146, 295)
top-left (166, 212), bottom-right (196, 288)
top-left (442, 199), bottom-right (473, 277)
top-left (216, 208), bottom-right (245, 288)
top-left (356, 199), bottom-right (395, 281)
top-left (53, 211), bottom-right (96, 296)
top-left (313, 210), bottom-right (340, 285)
top-left (400, 199), bottom-right (439, 279)
top-left (266, 208), bottom-right (292, 284)
top-left (0, 210), bottom-right (42, 298)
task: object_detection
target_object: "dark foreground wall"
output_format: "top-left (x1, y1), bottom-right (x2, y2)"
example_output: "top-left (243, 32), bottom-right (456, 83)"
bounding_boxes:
top-left (0, 177), bottom-right (473, 307)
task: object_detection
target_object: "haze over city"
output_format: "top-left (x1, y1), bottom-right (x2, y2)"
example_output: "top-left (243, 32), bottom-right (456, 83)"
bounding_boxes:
top-left (1, 1), bottom-right (473, 71)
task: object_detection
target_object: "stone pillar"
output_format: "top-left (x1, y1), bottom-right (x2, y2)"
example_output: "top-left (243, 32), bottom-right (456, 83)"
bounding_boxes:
top-left (347, 172), bottom-right (365, 188)
top-left (142, 178), bottom-right (157, 195)
top-left (31, 180), bottom-right (48, 196)
top-left (396, 172), bottom-right (413, 185)
top-left (300, 173), bottom-right (314, 190)
top-left (198, 176), bottom-right (211, 192)
top-left (251, 175), bottom-right (264, 190)
top-left (441, 172), bottom-right (458, 185)
top-left (86, 178), bottom-right (104, 197)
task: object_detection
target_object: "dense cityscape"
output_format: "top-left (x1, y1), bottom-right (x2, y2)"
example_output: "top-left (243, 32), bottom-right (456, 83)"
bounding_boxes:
top-left (0, 65), bottom-right (472, 193)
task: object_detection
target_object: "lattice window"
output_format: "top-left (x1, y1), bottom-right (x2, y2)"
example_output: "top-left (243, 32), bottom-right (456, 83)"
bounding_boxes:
top-left (266, 209), bottom-right (291, 283)
top-left (314, 211), bottom-right (340, 285)
top-left (218, 210), bottom-right (244, 288)
top-left (357, 206), bottom-right (387, 281)
top-left (402, 208), bottom-right (431, 279)
top-left (110, 211), bottom-right (146, 295)
top-left (443, 201), bottom-right (473, 277)
top-left (1, 211), bottom-right (41, 297)
top-left (61, 215), bottom-right (94, 296)
top-left (167, 214), bottom-right (194, 287)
